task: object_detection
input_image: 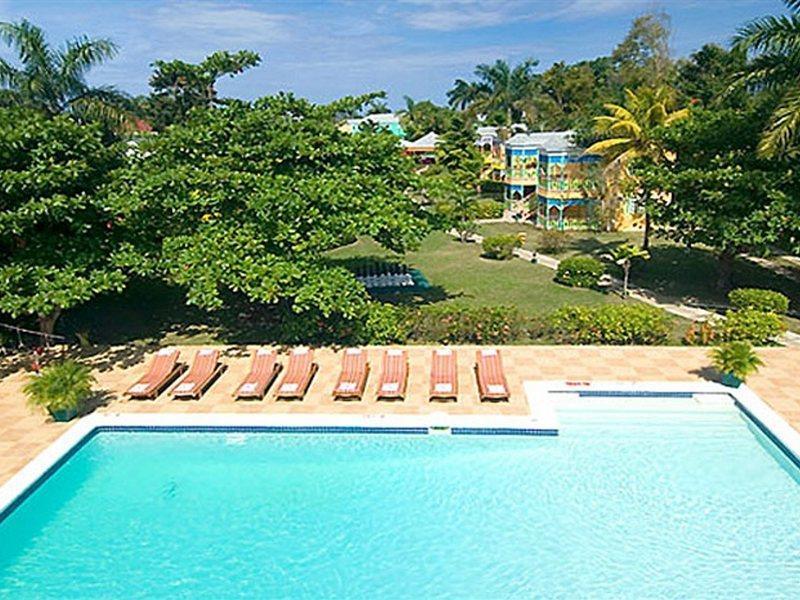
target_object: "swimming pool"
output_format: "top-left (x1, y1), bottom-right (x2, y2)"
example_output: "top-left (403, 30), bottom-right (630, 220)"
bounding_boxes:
top-left (1, 405), bottom-right (799, 598)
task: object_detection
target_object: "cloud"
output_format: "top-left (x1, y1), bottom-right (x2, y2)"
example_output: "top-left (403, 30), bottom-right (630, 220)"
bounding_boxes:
top-left (396, 0), bottom-right (663, 31)
top-left (147, 1), bottom-right (294, 44)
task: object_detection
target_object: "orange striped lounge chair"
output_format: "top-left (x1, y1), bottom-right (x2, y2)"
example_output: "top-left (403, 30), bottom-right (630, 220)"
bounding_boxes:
top-left (235, 348), bottom-right (281, 400)
top-left (376, 349), bottom-right (408, 401)
top-left (275, 347), bottom-right (318, 400)
top-left (171, 349), bottom-right (225, 400)
top-left (475, 348), bottom-right (510, 401)
top-left (429, 348), bottom-right (458, 402)
top-left (333, 348), bottom-right (369, 400)
top-left (125, 348), bottom-right (184, 400)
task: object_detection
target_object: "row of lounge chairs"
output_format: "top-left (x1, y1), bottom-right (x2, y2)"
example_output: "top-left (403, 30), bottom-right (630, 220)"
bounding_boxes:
top-left (125, 347), bottom-right (510, 402)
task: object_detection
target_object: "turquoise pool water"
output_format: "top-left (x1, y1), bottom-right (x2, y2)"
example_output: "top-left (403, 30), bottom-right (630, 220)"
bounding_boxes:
top-left (1, 409), bottom-right (799, 598)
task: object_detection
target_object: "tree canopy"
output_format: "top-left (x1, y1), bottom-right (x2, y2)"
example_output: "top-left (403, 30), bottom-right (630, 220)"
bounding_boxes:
top-left (141, 50), bottom-right (261, 130)
top-left (0, 109), bottom-right (126, 333)
top-left (637, 106), bottom-right (800, 288)
top-left (108, 94), bottom-right (428, 320)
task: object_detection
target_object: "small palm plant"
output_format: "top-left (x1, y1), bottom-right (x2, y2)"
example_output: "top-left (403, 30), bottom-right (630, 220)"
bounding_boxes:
top-left (24, 359), bottom-right (96, 421)
top-left (604, 243), bottom-right (650, 297)
top-left (710, 341), bottom-right (764, 387)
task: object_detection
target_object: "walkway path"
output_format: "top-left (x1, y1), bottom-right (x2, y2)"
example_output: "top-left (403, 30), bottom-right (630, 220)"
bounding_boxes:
top-left (457, 231), bottom-right (800, 346)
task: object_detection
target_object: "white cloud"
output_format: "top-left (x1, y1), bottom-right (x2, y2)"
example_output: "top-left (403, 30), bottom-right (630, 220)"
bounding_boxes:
top-left (147, 1), bottom-right (294, 44)
top-left (397, 0), bottom-right (664, 31)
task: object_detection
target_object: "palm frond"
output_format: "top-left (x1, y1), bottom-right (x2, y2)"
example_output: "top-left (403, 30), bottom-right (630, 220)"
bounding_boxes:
top-left (0, 57), bottom-right (20, 87)
top-left (0, 19), bottom-right (49, 64)
top-left (758, 85), bottom-right (800, 157)
top-left (734, 14), bottom-right (800, 55)
top-left (58, 36), bottom-right (118, 83)
top-left (585, 137), bottom-right (633, 156)
top-left (68, 85), bottom-right (132, 125)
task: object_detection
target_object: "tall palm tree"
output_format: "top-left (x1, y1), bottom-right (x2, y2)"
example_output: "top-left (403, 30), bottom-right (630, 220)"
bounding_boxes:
top-left (0, 19), bottom-right (129, 123)
top-left (733, 0), bottom-right (800, 157)
top-left (446, 78), bottom-right (479, 111)
top-left (446, 58), bottom-right (539, 125)
top-left (585, 87), bottom-right (689, 248)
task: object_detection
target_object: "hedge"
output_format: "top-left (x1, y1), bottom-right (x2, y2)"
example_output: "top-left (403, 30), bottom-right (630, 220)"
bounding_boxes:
top-left (549, 304), bottom-right (670, 345)
top-left (555, 256), bottom-right (605, 288)
top-left (728, 288), bottom-right (789, 314)
top-left (482, 234), bottom-right (522, 260)
top-left (403, 304), bottom-right (531, 344)
top-left (715, 308), bottom-right (786, 346)
top-left (474, 198), bottom-right (505, 219)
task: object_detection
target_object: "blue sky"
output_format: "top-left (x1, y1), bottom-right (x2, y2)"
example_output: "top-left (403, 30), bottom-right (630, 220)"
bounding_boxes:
top-left (0, 0), bottom-right (786, 108)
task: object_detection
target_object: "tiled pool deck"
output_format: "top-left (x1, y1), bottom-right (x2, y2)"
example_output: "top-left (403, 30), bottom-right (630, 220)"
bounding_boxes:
top-left (1, 345), bottom-right (799, 486)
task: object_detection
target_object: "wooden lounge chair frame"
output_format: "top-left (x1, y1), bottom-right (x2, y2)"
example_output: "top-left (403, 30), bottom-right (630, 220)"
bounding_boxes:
top-left (376, 349), bottom-right (408, 401)
top-left (275, 348), bottom-right (318, 400)
top-left (429, 348), bottom-right (458, 402)
top-left (171, 349), bottom-right (226, 400)
top-left (333, 348), bottom-right (369, 401)
top-left (475, 348), bottom-right (510, 402)
top-left (126, 348), bottom-right (185, 400)
top-left (235, 348), bottom-right (282, 400)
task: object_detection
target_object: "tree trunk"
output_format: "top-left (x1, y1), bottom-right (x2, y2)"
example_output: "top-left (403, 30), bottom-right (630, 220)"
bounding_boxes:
top-left (37, 307), bottom-right (62, 340)
top-left (642, 210), bottom-right (651, 251)
top-left (716, 251), bottom-right (735, 292)
top-left (623, 264), bottom-right (630, 297)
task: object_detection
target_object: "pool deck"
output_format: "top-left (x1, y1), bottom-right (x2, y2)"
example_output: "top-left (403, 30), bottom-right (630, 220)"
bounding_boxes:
top-left (1, 344), bottom-right (799, 487)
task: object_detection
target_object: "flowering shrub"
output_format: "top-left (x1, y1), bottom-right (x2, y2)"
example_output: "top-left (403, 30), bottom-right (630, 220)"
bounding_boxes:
top-left (555, 256), bottom-right (605, 288)
top-left (728, 288), bottom-right (789, 314)
top-left (403, 304), bottom-right (530, 344)
top-left (715, 308), bottom-right (786, 345)
top-left (549, 304), bottom-right (670, 345)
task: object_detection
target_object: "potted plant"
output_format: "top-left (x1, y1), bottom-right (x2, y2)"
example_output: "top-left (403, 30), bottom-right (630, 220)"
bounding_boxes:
top-left (24, 359), bottom-right (96, 422)
top-left (710, 341), bottom-right (763, 388)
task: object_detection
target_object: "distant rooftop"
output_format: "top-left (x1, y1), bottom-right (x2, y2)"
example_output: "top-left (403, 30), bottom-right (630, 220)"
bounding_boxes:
top-left (401, 131), bottom-right (439, 149)
top-left (506, 130), bottom-right (578, 152)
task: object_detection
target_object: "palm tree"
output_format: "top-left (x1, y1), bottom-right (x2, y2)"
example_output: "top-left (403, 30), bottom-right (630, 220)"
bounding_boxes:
top-left (446, 78), bottom-right (480, 111)
top-left (0, 19), bottom-right (129, 123)
top-left (733, 0), bottom-right (800, 157)
top-left (585, 87), bottom-right (689, 249)
top-left (447, 58), bottom-right (539, 125)
top-left (603, 243), bottom-right (650, 297)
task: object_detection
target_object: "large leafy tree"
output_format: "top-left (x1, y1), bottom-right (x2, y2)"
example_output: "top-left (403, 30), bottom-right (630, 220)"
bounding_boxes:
top-left (0, 109), bottom-right (126, 335)
top-left (676, 44), bottom-right (748, 108)
top-left (610, 11), bottom-right (674, 90)
top-left (399, 96), bottom-right (455, 139)
top-left (733, 0), bottom-right (800, 157)
top-left (142, 50), bottom-right (261, 130)
top-left (0, 19), bottom-right (129, 123)
top-left (637, 106), bottom-right (800, 290)
top-left (109, 94), bottom-right (427, 321)
top-left (585, 87), bottom-right (689, 248)
top-left (446, 58), bottom-right (538, 125)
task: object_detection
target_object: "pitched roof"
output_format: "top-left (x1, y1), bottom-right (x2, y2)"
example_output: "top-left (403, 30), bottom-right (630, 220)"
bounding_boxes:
top-left (505, 130), bottom-right (578, 152)
top-left (402, 131), bottom-right (439, 149)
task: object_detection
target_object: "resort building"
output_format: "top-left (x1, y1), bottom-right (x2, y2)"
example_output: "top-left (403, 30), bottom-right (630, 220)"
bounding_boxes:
top-left (401, 131), bottom-right (439, 163)
top-left (339, 112), bottom-right (406, 137)
top-left (477, 128), bottom-right (642, 231)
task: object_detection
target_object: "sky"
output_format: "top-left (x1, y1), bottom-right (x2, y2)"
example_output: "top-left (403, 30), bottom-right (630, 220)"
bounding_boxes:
top-left (0, 0), bottom-right (787, 108)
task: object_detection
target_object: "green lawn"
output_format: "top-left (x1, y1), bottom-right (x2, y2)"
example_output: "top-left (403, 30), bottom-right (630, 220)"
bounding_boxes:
top-left (328, 232), bottom-right (622, 314)
top-left (479, 223), bottom-right (800, 332)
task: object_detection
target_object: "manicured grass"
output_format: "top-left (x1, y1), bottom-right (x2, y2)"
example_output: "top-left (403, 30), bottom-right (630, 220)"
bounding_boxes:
top-left (479, 223), bottom-right (800, 332)
top-left (329, 232), bottom-right (690, 343)
top-left (328, 232), bottom-right (622, 314)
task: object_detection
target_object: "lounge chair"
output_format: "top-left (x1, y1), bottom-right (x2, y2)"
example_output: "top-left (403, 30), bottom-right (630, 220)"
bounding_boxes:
top-left (333, 348), bottom-right (369, 400)
top-left (429, 348), bottom-right (458, 402)
top-left (275, 347), bottom-right (318, 400)
top-left (475, 348), bottom-right (510, 401)
top-left (125, 348), bottom-right (184, 400)
top-left (376, 349), bottom-right (408, 401)
top-left (171, 349), bottom-right (224, 400)
top-left (235, 348), bottom-right (281, 400)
